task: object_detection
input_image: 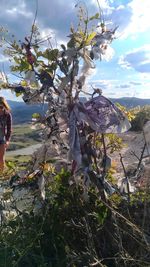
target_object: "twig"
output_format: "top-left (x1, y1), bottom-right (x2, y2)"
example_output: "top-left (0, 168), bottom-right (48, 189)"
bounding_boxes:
top-left (100, 198), bottom-right (150, 249)
top-left (29, 0), bottom-right (38, 44)
top-left (101, 133), bottom-right (107, 178)
top-left (137, 142), bottom-right (146, 171)
top-left (130, 150), bottom-right (140, 161)
top-left (119, 153), bottom-right (130, 202)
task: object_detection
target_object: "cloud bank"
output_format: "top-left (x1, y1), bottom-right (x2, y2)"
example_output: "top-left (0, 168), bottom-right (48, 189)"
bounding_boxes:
top-left (119, 45), bottom-right (150, 73)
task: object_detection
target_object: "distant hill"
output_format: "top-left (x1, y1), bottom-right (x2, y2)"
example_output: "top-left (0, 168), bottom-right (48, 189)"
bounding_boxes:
top-left (8, 100), bottom-right (47, 125)
top-left (109, 97), bottom-right (150, 108)
top-left (8, 97), bottom-right (150, 124)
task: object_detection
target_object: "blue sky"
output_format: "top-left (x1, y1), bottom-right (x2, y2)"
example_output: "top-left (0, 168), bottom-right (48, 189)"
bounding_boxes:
top-left (0, 0), bottom-right (150, 100)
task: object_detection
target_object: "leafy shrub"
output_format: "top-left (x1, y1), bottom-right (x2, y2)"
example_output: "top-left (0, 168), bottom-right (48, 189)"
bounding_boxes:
top-left (1, 168), bottom-right (150, 267)
top-left (131, 105), bottom-right (150, 131)
top-left (0, 169), bottom-right (109, 267)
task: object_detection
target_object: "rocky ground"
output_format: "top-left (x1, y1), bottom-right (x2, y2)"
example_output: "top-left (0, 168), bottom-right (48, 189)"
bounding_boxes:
top-left (112, 131), bottom-right (150, 188)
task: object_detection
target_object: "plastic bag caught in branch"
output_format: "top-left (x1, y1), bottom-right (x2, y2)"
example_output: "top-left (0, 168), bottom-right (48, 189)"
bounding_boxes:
top-left (78, 49), bottom-right (95, 87)
top-left (25, 70), bottom-right (39, 87)
top-left (91, 27), bottom-right (117, 60)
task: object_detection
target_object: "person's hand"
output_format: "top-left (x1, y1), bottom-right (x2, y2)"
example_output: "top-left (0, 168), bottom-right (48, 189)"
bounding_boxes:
top-left (5, 141), bottom-right (10, 149)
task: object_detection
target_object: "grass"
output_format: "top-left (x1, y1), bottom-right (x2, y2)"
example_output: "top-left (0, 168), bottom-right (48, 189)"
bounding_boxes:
top-left (7, 123), bottom-right (42, 151)
top-left (12, 124), bottom-right (35, 134)
top-left (5, 123), bottom-right (40, 168)
top-left (6, 155), bottom-right (32, 163)
top-left (6, 155), bottom-right (32, 169)
top-left (8, 141), bottom-right (29, 150)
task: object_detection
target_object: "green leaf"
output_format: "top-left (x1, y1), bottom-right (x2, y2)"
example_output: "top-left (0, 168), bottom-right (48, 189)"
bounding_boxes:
top-left (32, 113), bottom-right (40, 119)
top-left (21, 80), bottom-right (28, 86)
top-left (89, 13), bottom-right (100, 21)
top-left (13, 56), bottom-right (20, 64)
top-left (67, 38), bottom-right (76, 48)
top-left (20, 59), bottom-right (30, 72)
top-left (85, 32), bottom-right (96, 45)
top-left (6, 160), bottom-right (16, 169)
top-left (50, 62), bottom-right (57, 71)
top-left (36, 51), bottom-right (43, 57)
top-left (42, 49), bottom-right (59, 61)
top-left (61, 58), bottom-right (68, 73)
top-left (61, 44), bottom-right (66, 51)
top-left (11, 59), bottom-right (31, 73)
top-left (84, 19), bottom-right (88, 24)
top-left (10, 65), bottom-right (21, 72)
top-left (16, 92), bottom-right (23, 97)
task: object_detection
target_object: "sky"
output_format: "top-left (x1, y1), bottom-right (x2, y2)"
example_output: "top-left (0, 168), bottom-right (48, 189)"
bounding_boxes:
top-left (0, 0), bottom-right (150, 101)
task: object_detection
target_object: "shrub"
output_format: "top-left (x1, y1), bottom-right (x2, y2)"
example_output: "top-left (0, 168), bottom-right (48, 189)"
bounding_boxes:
top-left (131, 105), bottom-right (150, 131)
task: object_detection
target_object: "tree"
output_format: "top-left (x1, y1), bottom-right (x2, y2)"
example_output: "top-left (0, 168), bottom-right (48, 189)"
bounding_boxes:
top-left (1, 4), bottom-right (150, 267)
top-left (0, 3), bottom-right (130, 200)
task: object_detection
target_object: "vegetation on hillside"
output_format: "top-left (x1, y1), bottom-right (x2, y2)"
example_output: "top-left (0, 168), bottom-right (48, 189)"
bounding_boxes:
top-left (131, 105), bottom-right (150, 131)
top-left (1, 163), bottom-right (150, 267)
top-left (7, 124), bottom-right (42, 151)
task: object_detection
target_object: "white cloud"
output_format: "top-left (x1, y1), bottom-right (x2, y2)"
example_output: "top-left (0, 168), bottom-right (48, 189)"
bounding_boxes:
top-left (116, 0), bottom-right (150, 39)
top-left (138, 73), bottom-right (150, 80)
top-left (6, 2), bottom-right (33, 18)
top-left (86, 78), bottom-right (150, 98)
top-left (0, 0), bottom-right (149, 42)
top-left (125, 0), bottom-right (150, 37)
top-left (116, 84), bottom-right (131, 89)
top-left (129, 81), bottom-right (142, 86)
top-left (90, 79), bottom-right (115, 89)
top-left (118, 45), bottom-right (150, 73)
top-left (91, 0), bottom-right (150, 39)
top-left (134, 87), bottom-right (150, 99)
top-left (90, 0), bottom-right (111, 9)
top-left (0, 0), bottom-right (149, 100)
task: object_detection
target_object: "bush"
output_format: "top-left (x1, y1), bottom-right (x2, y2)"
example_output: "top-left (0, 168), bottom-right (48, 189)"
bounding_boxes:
top-left (131, 105), bottom-right (150, 131)
top-left (1, 168), bottom-right (150, 267)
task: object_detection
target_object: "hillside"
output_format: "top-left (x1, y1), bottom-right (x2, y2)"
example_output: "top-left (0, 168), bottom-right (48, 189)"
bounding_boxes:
top-left (110, 97), bottom-right (150, 108)
top-left (8, 97), bottom-right (150, 124)
top-left (8, 100), bottom-right (48, 124)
